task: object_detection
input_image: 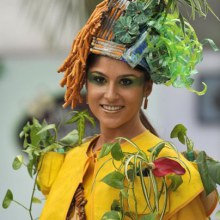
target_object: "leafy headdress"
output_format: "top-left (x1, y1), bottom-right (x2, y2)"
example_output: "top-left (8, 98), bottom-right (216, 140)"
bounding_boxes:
top-left (58, 0), bottom-right (218, 109)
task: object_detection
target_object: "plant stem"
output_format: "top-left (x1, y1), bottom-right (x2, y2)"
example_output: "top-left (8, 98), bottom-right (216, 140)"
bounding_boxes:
top-left (29, 173), bottom-right (38, 220)
top-left (12, 200), bottom-right (29, 211)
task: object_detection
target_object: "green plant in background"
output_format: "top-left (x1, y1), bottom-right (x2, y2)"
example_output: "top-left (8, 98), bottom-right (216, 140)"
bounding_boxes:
top-left (2, 110), bottom-right (95, 220)
top-left (19, 0), bottom-right (102, 45)
top-left (170, 124), bottom-right (220, 219)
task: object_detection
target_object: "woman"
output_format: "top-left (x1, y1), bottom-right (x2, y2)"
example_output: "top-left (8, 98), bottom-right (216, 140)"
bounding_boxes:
top-left (38, 0), bottom-right (218, 219)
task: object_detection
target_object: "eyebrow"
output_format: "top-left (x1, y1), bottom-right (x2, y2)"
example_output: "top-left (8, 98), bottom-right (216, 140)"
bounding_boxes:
top-left (88, 71), bottom-right (142, 79)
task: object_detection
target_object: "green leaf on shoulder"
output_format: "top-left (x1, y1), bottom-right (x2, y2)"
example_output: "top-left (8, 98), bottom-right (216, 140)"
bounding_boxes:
top-left (167, 175), bottom-right (183, 191)
top-left (60, 130), bottom-right (79, 146)
top-left (206, 159), bottom-right (220, 185)
top-left (66, 112), bottom-right (80, 124)
top-left (170, 124), bottom-right (187, 144)
top-left (101, 210), bottom-right (122, 220)
top-left (2, 189), bottom-right (13, 209)
top-left (111, 142), bottom-right (124, 161)
top-left (27, 159), bottom-right (36, 178)
top-left (148, 142), bottom-right (165, 158)
top-left (12, 155), bottom-right (24, 170)
top-left (99, 143), bottom-right (115, 159)
top-left (37, 124), bottom-right (56, 135)
top-left (41, 143), bottom-right (62, 154)
top-left (83, 111), bottom-right (96, 127)
top-left (196, 151), bottom-right (216, 195)
top-left (77, 117), bottom-right (85, 145)
top-left (101, 171), bottom-right (125, 189)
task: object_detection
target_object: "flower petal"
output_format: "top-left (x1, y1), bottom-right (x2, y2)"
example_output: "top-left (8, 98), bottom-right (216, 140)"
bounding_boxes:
top-left (152, 157), bottom-right (186, 177)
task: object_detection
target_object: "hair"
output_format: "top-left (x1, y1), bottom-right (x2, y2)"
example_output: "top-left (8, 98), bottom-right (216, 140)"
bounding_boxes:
top-left (86, 54), bottom-right (158, 137)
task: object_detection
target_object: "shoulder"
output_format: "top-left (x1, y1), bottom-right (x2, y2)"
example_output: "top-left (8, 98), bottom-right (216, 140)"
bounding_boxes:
top-left (65, 134), bottom-right (99, 158)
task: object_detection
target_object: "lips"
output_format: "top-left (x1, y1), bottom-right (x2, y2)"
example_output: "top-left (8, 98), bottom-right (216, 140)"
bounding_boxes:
top-left (101, 104), bottom-right (124, 112)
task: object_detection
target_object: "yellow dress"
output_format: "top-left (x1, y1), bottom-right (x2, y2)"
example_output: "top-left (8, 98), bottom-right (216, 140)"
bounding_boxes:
top-left (38, 130), bottom-right (217, 220)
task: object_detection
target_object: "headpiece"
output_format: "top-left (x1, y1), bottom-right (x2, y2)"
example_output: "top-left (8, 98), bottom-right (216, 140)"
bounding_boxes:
top-left (58, 0), bottom-right (218, 109)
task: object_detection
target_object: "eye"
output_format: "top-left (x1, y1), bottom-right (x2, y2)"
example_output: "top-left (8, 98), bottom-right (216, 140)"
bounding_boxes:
top-left (93, 76), bottom-right (106, 85)
top-left (119, 78), bottom-right (133, 86)
top-left (88, 72), bottom-right (107, 85)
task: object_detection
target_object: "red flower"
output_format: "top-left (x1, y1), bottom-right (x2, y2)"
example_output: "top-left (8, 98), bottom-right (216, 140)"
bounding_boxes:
top-left (152, 157), bottom-right (186, 177)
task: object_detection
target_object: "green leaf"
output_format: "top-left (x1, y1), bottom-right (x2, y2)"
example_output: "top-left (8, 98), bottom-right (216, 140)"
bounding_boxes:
top-left (167, 175), bottom-right (183, 191)
top-left (66, 112), bottom-right (80, 124)
top-left (207, 159), bottom-right (220, 185)
top-left (126, 168), bottom-right (135, 182)
top-left (27, 159), bottom-right (35, 178)
top-left (99, 143), bottom-right (115, 159)
top-left (2, 189), bottom-right (13, 209)
top-left (12, 155), bottom-right (23, 170)
top-left (30, 118), bottom-right (43, 146)
top-left (41, 143), bottom-right (61, 153)
top-left (77, 116), bottom-right (85, 145)
top-left (148, 142), bottom-right (165, 158)
top-left (111, 142), bottom-right (124, 161)
top-left (32, 197), bottom-right (42, 204)
top-left (101, 171), bottom-right (125, 189)
top-left (60, 130), bottom-right (79, 146)
top-left (101, 211), bottom-right (122, 220)
top-left (170, 124), bottom-right (187, 144)
top-left (196, 151), bottom-right (216, 195)
top-left (37, 124), bottom-right (56, 135)
top-left (84, 113), bottom-right (95, 127)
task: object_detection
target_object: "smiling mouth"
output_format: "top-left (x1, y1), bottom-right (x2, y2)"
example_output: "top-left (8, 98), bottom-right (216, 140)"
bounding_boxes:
top-left (101, 105), bottom-right (124, 112)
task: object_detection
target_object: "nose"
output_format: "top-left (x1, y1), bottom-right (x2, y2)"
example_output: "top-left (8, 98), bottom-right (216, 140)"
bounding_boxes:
top-left (103, 82), bottom-right (119, 102)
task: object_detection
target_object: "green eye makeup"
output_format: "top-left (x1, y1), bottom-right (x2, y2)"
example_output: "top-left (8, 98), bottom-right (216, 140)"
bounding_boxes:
top-left (87, 72), bottom-right (107, 85)
top-left (119, 76), bottom-right (145, 87)
top-left (88, 72), bottom-right (145, 87)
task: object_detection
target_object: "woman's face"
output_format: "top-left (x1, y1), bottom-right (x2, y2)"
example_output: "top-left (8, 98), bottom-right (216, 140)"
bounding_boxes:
top-left (87, 56), bottom-right (152, 130)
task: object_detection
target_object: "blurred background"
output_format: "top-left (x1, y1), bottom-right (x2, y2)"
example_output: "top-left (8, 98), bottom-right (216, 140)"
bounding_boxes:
top-left (0, 0), bottom-right (220, 219)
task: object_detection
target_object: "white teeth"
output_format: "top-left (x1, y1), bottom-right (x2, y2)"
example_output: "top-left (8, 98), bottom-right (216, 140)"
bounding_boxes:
top-left (102, 105), bottom-right (123, 111)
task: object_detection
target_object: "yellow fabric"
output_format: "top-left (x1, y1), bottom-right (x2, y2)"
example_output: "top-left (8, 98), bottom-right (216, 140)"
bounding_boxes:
top-left (39, 130), bottom-right (210, 220)
top-left (37, 152), bottom-right (65, 197)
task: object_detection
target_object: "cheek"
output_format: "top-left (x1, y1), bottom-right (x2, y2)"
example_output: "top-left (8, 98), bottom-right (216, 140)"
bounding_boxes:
top-left (86, 84), bottom-right (103, 112)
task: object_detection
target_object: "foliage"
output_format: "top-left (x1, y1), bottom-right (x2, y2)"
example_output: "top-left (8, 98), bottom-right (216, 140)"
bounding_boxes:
top-left (113, 0), bottom-right (219, 95)
top-left (170, 124), bottom-right (220, 215)
top-left (2, 110), bottom-right (95, 220)
top-left (96, 137), bottom-right (186, 220)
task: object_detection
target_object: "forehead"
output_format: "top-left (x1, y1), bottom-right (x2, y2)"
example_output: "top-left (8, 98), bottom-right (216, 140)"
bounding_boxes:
top-left (88, 55), bottom-right (144, 77)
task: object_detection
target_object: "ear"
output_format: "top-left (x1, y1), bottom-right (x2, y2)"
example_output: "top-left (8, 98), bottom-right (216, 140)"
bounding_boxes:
top-left (144, 79), bottom-right (153, 97)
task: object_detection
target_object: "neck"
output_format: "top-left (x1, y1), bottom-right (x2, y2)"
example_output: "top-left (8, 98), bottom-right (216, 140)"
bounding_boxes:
top-left (94, 115), bottom-right (146, 151)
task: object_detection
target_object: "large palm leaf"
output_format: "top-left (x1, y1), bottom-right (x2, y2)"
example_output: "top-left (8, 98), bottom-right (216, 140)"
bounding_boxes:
top-left (20, 0), bottom-right (219, 47)
top-left (20, 0), bottom-right (101, 47)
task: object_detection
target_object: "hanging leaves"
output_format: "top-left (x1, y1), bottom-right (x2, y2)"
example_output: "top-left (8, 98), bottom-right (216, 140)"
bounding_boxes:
top-left (2, 190), bottom-right (13, 209)
top-left (12, 155), bottom-right (24, 170)
top-left (196, 151), bottom-right (216, 195)
top-left (101, 171), bottom-right (125, 189)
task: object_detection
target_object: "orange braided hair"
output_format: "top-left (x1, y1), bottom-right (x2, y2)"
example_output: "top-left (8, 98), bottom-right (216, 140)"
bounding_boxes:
top-left (58, 0), bottom-right (109, 109)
